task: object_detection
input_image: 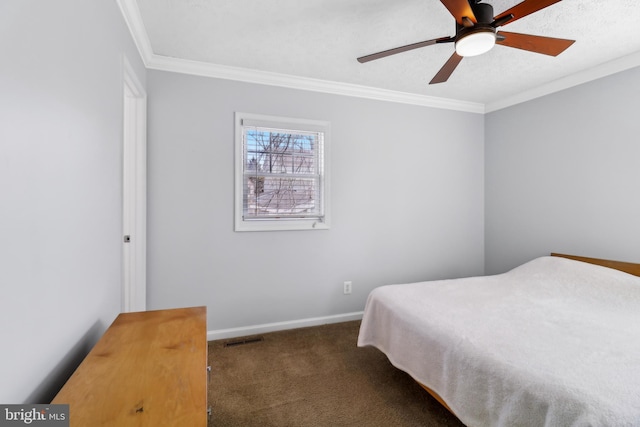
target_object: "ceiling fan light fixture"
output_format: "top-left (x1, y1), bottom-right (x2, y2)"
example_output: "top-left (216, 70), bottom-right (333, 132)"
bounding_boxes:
top-left (455, 29), bottom-right (496, 57)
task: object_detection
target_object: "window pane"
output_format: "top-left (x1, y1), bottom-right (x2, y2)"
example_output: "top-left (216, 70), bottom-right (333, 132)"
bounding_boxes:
top-left (245, 129), bottom-right (317, 175)
top-left (245, 176), bottom-right (320, 218)
top-left (236, 112), bottom-right (329, 231)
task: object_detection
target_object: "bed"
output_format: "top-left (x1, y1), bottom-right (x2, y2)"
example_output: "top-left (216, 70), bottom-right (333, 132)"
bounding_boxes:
top-left (357, 253), bottom-right (640, 426)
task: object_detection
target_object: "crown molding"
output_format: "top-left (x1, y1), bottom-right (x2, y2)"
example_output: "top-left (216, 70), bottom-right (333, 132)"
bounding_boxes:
top-left (145, 54), bottom-right (485, 113)
top-left (115, 1), bottom-right (483, 113)
top-left (117, 1), bottom-right (639, 115)
top-left (116, 0), bottom-right (154, 65)
top-left (485, 51), bottom-right (640, 113)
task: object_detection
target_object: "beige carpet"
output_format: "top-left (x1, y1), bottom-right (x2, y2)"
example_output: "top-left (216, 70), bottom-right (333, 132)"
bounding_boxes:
top-left (207, 320), bottom-right (465, 427)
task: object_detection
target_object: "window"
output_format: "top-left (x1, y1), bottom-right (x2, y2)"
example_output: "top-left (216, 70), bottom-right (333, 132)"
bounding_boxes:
top-left (235, 112), bottom-right (330, 231)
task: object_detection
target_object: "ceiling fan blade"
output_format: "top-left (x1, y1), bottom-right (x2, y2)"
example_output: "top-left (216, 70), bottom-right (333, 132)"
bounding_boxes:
top-left (494, 0), bottom-right (562, 26)
top-left (440, 0), bottom-right (477, 25)
top-left (357, 37), bottom-right (453, 63)
top-left (429, 52), bottom-right (463, 84)
top-left (496, 31), bottom-right (575, 56)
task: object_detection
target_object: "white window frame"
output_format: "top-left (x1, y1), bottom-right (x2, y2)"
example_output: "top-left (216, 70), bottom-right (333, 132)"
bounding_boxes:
top-left (234, 112), bottom-right (331, 232)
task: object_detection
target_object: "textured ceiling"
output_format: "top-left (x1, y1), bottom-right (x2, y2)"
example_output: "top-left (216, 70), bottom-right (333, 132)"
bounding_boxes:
top-left (133, 0), bottom-right (640, 107)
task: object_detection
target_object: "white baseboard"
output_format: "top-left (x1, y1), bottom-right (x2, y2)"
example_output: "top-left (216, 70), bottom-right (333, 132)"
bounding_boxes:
top-left (207, 311), bottom-right (364, 341)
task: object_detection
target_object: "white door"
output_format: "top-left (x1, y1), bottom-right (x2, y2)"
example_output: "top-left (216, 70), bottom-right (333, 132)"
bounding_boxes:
top-left (122, 58), bottom-right (147, 313)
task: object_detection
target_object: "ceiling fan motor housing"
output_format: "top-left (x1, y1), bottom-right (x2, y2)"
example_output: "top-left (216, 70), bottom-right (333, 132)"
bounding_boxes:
top-left (455, 2), bottom-right (496, 56)
top-left (473, 2), bottom-right (494, 24)
top-left (456, 2), bottom-right (495, 33)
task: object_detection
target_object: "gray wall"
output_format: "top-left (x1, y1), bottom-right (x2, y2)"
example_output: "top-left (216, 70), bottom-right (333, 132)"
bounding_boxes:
top-left (0, 0), bottom-right (146, 402)
top-left (146, 71), bottom-right (485, 332)
top-left (485, 66), bottom-right (640, 274)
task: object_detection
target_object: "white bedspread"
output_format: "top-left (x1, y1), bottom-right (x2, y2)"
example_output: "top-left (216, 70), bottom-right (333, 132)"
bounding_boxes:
top-left (357, 256), bottom-right (640, 426)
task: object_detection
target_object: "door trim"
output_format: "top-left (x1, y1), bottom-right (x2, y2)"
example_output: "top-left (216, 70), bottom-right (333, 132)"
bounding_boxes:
top-left (122, 56), bottom-right (147, 313)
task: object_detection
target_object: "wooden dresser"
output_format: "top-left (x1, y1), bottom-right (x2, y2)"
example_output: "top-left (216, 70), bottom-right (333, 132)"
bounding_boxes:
top-left (52, 306), bottom-right (208, 426)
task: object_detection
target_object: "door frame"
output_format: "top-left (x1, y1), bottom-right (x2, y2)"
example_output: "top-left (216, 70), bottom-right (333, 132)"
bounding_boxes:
top-left (122, 57), bottom-right (147, 313)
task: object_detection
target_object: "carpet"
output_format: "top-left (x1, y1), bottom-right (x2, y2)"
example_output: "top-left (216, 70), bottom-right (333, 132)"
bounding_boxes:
top-left (207, 320), bottom-right (465, 426)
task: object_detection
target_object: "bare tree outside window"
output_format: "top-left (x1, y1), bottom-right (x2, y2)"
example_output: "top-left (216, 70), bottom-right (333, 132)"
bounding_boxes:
top-left (244, 129), bottom-right (321, 218)
top-left (235, 112), bottom-right (330, 232)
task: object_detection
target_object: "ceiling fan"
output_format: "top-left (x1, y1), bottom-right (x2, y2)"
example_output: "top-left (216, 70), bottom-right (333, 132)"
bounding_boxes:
top-left (357, 0), bottom-right (575, 84)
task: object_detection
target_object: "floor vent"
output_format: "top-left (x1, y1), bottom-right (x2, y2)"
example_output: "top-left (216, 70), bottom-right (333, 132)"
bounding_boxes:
top-left (224, 336), bottom-right (264, 347)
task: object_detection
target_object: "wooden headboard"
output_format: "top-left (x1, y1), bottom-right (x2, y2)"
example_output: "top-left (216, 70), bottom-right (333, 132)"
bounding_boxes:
top-left (551, 253), bottom-right (640, 277)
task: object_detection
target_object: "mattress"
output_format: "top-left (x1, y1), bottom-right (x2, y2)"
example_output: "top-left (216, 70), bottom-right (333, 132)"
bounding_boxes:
top-left (357, 256), bottom-right (640, 426)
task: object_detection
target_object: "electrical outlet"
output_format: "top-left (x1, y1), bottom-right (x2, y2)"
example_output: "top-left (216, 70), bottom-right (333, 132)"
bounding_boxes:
top-left (343, 281), bottom-right (352, 295)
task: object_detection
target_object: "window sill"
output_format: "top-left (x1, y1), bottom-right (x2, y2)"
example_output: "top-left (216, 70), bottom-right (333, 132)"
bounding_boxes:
top-left (234, 219), bottom-right (330, 232)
